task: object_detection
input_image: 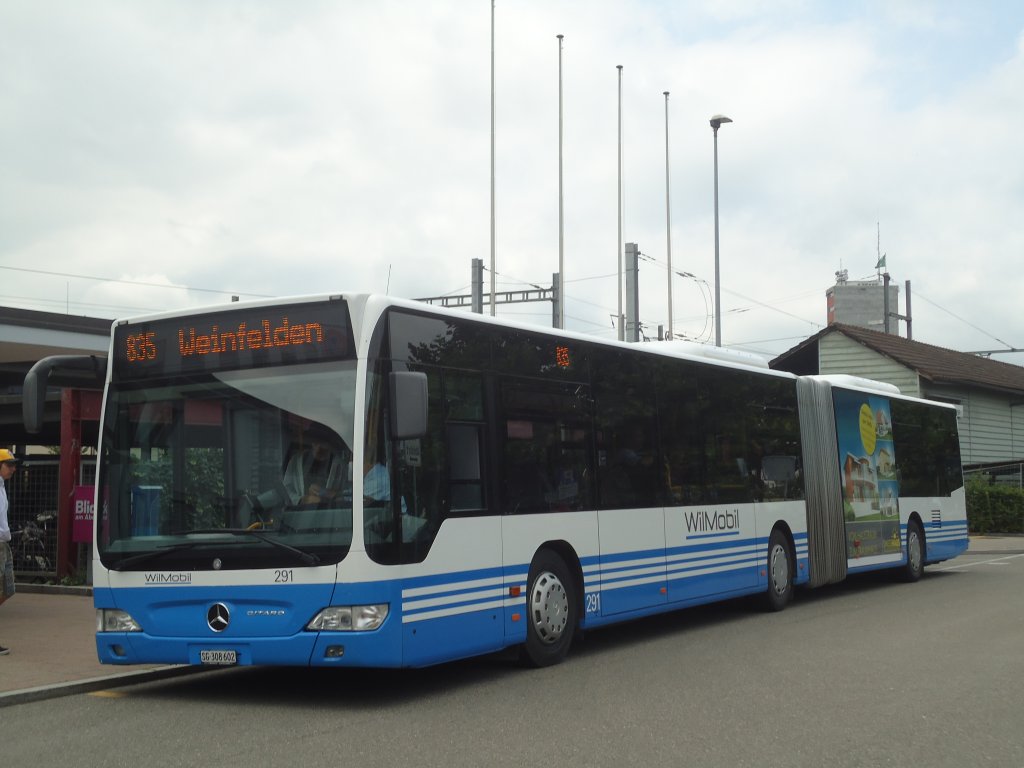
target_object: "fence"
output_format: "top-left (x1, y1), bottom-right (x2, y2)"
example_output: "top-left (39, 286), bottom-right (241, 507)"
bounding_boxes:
top-left (7, 456), bottom-right (59, 582)
top-left (7, 454), bottom-right (97, 583)
top-left (963, 462), bottom-right (1024, 489)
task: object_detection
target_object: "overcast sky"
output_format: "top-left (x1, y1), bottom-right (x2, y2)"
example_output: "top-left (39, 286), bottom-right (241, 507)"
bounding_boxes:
top-left (2, 1), bottom-right (1022, 365)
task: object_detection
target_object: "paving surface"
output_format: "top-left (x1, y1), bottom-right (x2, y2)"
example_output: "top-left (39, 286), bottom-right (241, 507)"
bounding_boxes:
top-left (0, 587), bottom-right (192, 707)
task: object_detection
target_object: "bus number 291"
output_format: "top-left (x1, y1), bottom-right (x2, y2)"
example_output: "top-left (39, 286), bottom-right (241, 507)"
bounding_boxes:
top-left (585, 592), bottom-right (601, 614)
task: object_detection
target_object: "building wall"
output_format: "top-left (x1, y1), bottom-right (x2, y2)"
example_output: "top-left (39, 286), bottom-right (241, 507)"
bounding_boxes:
top-left (816, 334), bottom-right (1021, 466)
top-left (922, 383), bottom-right (1023, 466)
top-left (818, 333), bottom-right (921, 395)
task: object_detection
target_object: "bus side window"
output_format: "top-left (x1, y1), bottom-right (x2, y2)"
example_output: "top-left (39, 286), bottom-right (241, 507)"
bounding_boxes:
top-left (891, 400), bottom-right (962, 498)
top-left (499, 379), bottom-right (593, 514)
top-left (448, 423), bottom-right (484, 511)
top-left (700, 368), bottom-right (754, 504)
top-left (592, 349), bottom-right (661, 510)
top-left (657, 361), bottom-right (707, 505)
top-left (444, 372), bottom-right (486, 514)
top-left (749, 378), bottom-right (803, 501)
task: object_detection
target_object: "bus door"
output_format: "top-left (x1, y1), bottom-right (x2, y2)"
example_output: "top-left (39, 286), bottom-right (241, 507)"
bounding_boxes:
top-left (592, 354), bottom-right (667, 616)
top-left (498, 376), bottom-right (600, 627)
top-left (661, 366), bottom-right (762, 603)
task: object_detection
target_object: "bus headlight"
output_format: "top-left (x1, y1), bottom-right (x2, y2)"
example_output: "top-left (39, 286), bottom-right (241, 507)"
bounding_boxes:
top-left (307, 604), bottom-right (389, 632)
top-left (97, 609), bottom-right (143, 633)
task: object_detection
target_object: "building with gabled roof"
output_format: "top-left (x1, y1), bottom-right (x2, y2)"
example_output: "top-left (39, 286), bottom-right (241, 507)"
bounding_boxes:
top-left (771, 323), bottom-right (1024, 467)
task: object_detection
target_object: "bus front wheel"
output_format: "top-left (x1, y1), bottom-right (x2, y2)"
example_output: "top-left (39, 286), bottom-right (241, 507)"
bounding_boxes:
top-left (521, 551), bottom-right (577, 667)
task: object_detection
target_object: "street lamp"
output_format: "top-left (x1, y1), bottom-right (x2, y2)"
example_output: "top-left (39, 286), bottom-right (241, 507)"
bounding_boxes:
top-left (710, 114), bottom-right (732, 347)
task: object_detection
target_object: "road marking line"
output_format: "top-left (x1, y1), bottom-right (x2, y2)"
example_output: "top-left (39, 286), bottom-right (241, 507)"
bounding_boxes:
top-left (88, 690), bottom-right (127, 698)
top-left (934, 553), bottom-right (1024, 571)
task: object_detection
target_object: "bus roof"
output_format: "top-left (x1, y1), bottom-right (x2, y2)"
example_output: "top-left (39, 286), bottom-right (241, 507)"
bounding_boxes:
top-left (111, 292), bottom-right (796, 380)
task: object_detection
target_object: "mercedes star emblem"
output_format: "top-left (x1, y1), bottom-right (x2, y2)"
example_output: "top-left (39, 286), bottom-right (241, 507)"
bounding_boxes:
top-left (207, 602), bottom-right (231, 633)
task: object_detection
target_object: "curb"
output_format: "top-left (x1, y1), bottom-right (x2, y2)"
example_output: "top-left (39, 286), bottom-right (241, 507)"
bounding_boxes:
top-left (13, 583), bottom-right (93, 597)
top-left (0, 665), bottom-right (210, 709)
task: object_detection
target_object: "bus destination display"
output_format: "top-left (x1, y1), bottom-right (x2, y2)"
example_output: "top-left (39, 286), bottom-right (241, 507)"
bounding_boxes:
top-left (114, 300), bottom-right (354, 379)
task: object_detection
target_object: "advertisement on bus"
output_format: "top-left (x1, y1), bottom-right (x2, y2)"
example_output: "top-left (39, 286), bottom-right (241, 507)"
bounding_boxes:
top-left (833, 389), bottom-right (902, 559)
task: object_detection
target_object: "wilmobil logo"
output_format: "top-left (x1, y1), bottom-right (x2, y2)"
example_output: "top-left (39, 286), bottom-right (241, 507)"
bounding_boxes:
top-left (144, 572), bottom-right (193, 586)
top-left (684, 508), bottom-right (741, 535)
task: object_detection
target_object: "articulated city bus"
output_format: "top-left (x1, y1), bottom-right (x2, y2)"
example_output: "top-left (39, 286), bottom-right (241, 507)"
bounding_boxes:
top-left (24, 294), bottom-right (967, 668)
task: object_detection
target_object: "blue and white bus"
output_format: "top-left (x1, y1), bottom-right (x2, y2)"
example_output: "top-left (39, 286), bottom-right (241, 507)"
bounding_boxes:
top-left (24, 294), bottom-right (968, 668)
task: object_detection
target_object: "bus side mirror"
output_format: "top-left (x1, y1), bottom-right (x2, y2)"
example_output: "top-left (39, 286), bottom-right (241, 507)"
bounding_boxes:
top-left (23, 355), bottom-right (107, 433)
top-left (389, 371), bottom-right (428, 439)
top-left (23, 362), bottom-right (48, 434)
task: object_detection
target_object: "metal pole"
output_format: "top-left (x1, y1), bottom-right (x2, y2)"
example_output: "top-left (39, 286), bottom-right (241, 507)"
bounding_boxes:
top-left (552, 272), bottom-right (560, 328)
top-left (489, 0), bottom-right (496, 316)
top-left (710, 114), bottom-right (731, 346)
top-left (557, 34), bottom-right (565, 330)
top-left (664, 91), bottom-right (672, 340)
top-left (905, 279), bottom-right (913, 340)
top-left (617, 65), bottom-right (624, 341)
top-left (625, 242), bottom-right (639, 342)
top-left (712, 127), bottom-right (721, 346)
top-left (471, 258), bottom-right (484, 314)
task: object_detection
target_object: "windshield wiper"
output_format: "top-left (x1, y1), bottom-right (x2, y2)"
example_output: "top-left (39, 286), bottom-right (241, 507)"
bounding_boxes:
top-left (185, 528), bottom-right (321, 566)
top-left (110, 542), bottom-right (205, 572)
top-left (109, 529), bottom-right (321, 571)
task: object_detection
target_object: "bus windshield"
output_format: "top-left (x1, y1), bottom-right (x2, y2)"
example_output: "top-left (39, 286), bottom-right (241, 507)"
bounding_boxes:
top-left (96, 360), bottom-right (358, 571)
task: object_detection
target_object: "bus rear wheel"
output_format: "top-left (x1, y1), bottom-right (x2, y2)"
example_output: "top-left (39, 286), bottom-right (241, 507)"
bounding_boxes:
top-left (763, 529), bottom-right (794, 612)
top-left (900, 520), bottom-right (925, 583)
top-left (521, 551), bottom-right (577, 667)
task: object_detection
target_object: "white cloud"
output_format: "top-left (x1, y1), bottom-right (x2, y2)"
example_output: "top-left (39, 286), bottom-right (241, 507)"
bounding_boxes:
top-left (0, 0), bottom-right (1022, 365)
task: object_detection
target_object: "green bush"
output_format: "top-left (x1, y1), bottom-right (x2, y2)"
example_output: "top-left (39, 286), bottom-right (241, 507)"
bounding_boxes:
top-left (966, 478), bottom-right (1024, 534)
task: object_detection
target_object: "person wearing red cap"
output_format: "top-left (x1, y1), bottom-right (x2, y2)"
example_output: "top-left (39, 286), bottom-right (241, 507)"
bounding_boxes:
top-left (0, 448), bottom-right (18, 655)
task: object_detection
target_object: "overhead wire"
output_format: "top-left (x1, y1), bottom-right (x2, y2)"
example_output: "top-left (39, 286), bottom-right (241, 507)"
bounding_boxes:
top-left (721, 286), bottom-right (823, 329)
top-left (912, 288), bottom-right (1018, 350)
top-left (0, 265), bottom-right (272, 298)
top-left (637, 249), bottom-right (826, 331)
top-left (0, 292), bottom-right (153, 316)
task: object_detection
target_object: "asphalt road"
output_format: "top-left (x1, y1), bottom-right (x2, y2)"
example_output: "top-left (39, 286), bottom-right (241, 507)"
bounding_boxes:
top-left (5, 552), bottom-right (1023, 768)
